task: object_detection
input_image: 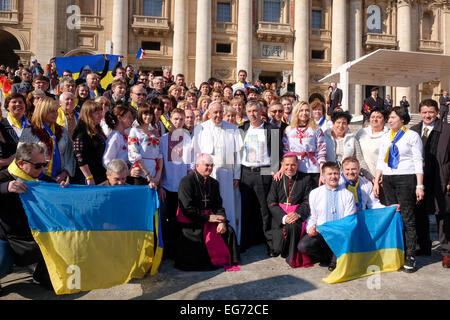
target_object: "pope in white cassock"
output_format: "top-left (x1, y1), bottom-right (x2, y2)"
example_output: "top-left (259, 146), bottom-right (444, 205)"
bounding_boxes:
top-left (192, 101), bottom-right (243, 243)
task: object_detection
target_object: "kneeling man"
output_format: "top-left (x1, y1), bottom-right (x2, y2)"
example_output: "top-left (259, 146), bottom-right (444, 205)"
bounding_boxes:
top-left (298, 162), bottom-right (356, 271)
top-left (267, 153), bottom-right (314, 267)
top-left (339, 157), bottom-right (384, 211)
top-left (175, 153), bottom-right (240, 271)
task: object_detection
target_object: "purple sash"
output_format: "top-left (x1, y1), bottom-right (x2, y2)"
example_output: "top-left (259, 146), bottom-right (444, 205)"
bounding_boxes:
top-left (279, 203), bottom-right (313, 268)
top-left (177, 207), bottom-right (239, 270)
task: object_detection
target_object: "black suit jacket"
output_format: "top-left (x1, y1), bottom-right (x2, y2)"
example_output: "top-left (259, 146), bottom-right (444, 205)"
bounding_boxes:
top-left (328, 88), bottom-right (343, 115)
top-left (411, 121), bottom-right (450, 214)
top-left (239, 121), bottom-right (284, 172)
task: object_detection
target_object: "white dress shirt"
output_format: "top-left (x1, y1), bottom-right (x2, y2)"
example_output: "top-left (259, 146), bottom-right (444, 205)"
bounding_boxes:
top-left (376, 129), bottom-right (423, 175)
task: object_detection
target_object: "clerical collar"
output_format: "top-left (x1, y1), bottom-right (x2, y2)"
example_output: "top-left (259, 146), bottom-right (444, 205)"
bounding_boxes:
top-left (284, 172), bottom-right (298, 180)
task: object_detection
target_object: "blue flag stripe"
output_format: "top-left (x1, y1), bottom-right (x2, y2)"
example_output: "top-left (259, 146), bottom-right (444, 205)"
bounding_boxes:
top-left (55, 54), bottom-right (119, 78)
top-left (20, 182), bottom-right (159, 232)
top-left (317, 207), bottom-right (404, 259)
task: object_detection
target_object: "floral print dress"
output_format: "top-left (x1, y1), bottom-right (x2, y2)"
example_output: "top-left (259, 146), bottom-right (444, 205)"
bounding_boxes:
top-left (128, 127), bottom-right (163, 179)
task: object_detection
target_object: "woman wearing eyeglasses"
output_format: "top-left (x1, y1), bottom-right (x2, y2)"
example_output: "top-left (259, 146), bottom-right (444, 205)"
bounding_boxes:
top-left (19, 97), bottom-right (76, 183)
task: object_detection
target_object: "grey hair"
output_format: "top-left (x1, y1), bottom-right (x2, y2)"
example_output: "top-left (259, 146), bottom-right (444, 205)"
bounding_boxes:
top-left (246, 100), bottom-right (262, 110)
top-left (59, 77), bottom-right (75, 89)
top-left (207, 101), bottom-right (223, 111)
top-left (195, 153), bottom-right (214, 165)
top-left (59, 91), bottom-right (75, 102)
top-left (16, 142), bottom-right (47, 162)
top-left (106, 159), bottom-right (129, 175)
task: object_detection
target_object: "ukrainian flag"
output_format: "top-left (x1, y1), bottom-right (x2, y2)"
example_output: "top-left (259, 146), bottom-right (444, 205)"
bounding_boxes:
top-left (317, 206), bottom-right (404, 284)
top-left (19, 182), bottom-right (162, 295)
top-left (55, 54), bottom-right (120, 90)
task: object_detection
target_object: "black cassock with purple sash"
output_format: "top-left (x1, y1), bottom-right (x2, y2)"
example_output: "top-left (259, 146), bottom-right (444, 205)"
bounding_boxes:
top-left (175, 171), bottom-right (240, 271)
top-left (268, 172), bottom-right (314, 268)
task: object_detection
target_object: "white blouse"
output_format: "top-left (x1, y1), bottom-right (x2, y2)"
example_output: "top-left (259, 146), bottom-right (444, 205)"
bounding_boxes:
top-left (376, 129), bottom-right (423, 176)
top-left (128, 127), bottom-right (162, 179)
top-left (103, 130), bottom-right (129, 169)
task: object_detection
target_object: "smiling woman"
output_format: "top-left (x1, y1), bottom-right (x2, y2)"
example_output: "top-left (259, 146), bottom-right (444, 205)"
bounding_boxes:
top-left (19, 97), bottom-right (75, 182)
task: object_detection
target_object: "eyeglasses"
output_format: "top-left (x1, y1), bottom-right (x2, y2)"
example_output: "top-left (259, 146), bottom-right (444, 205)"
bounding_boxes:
top-left (272, 110), bottom-right (283, 113)
top-left (235, 93), bottom-right (244, 96)
top-left (133, 93), bottom-right (146, 96)
top-left (23, 160), bottom-right (49, 170)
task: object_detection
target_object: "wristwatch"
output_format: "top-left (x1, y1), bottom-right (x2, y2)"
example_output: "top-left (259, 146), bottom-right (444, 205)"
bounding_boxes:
top-left (416, 185), bottom-right (425, 190)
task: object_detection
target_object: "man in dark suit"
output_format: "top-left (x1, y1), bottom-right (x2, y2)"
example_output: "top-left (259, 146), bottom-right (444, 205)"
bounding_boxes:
top-left (362, 87), bottom-right (385, 124)
top-left (439, 90), bottom-right (449, 123)
top-left (411, 99), bottom-right (450, 268)
top-left (238, 100), bottom-right (284, 257)
top-left (327, 83), bottom-right (342, 116)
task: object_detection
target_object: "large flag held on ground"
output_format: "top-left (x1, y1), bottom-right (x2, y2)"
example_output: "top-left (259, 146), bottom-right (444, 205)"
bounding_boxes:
top-left (54, 54), bottom-right (120, 90)
top-left (317, 206), bottom-right (404, 284)
top-left (19, 182), bottom-right (162, 295)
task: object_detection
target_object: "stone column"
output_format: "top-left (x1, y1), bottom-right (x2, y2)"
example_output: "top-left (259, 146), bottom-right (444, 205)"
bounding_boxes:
top-left (331, 0), bottom-right (347, 72)
top-left (349, 0), bottom-right (362, 116)
top-left (172, 0), bottom-right (187, 77)
top-left (195, 0), bottom-right (212, 86)
top-left (112, 0), bottom-right (129, 62)
top-left (253, 68), bottom-right (262, 82)
top-left (237, 0), bottom-right (253, 82)
top-left (34, 0), bottom-right (57, 64)
top-left (396, 0), bottom-right (412, 107)
top-left (293, 0), bottom-right (309, 101)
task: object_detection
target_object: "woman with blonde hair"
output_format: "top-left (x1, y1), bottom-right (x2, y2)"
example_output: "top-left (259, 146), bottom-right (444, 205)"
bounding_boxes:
top-left (230, 97), bottom-right (247, 125)
top-left (197, 95), bottom-right (211, 114)
top-left (19, 97), bottom-right (75, 182)
top-left (168, 84), bottom-right (182, 101)
top-left (279, 101), bottom-right (327, 186)
top-left (71, 100), bottom-right (107, 185)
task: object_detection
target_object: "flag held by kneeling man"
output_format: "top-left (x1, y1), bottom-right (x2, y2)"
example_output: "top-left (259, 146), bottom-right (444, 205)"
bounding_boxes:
top-left (317, 206), bottom-right (404, 284)
top-left (19, 182), bottom-right (162, 295)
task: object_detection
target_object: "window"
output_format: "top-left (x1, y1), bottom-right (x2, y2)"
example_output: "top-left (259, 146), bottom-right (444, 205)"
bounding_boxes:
top-left (78, 0), bottom-right (95, 15)
top-left (143, 0), bottom-right (163, 17)
top-left (142, 41), bottom-right (161, 51)
top-left (0, 0), bottom-right (12, 11)
top-left (216, 43), bottom-right (232, 54)
top-left (263, 0), bottom-right (281, 23)
top-left (312, 50), bottom-right (325, 60)
top-left (312, 10), bottom-right (322, 29)
top-left (217, 2), bottom-right (231, 22)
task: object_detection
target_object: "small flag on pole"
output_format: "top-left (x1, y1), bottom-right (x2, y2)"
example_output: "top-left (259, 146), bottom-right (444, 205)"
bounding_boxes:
top-left (136, 48), bottom-right (146, 60)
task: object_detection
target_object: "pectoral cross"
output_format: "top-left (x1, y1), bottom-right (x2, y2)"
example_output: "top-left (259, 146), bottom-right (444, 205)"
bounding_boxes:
top-left (202, 195), bottom-right (210, 208)
top-left (284, 201), bottom-right (291, 210)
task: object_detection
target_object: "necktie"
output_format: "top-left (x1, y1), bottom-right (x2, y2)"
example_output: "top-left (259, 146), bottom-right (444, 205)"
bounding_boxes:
top-left (423, 127), bottom-right (429, 138)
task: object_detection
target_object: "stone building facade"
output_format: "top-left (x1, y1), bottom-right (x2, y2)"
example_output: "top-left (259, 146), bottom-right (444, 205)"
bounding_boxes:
top-left (1, 0), bottom-right (449, 113)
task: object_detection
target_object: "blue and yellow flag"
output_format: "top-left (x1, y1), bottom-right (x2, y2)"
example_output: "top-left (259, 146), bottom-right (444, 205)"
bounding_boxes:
top-left (55, 54), bottom-right (120, 90)
top-left (19, 182), bottom-right (162, 295)
top-left (317, 206), bottom-right (404, 284)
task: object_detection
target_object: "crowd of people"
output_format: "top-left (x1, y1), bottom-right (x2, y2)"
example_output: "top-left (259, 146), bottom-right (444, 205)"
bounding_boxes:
top-left (0, 59), bottom-right (449, 294)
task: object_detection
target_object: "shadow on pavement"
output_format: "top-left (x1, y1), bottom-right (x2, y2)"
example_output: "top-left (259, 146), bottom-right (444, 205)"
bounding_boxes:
top-left (195, 275), bottom-right (316, 300)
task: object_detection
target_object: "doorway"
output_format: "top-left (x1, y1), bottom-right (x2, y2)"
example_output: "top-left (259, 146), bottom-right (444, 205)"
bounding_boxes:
top-left (0, 30), bottom-right (21, 68)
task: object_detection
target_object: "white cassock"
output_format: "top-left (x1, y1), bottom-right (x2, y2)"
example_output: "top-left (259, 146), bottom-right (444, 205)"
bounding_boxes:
top-left (192, 120), bottom-right (243, 243)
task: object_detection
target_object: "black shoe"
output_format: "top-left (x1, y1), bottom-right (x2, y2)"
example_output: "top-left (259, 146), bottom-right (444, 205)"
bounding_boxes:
top-left (403, 255), bottom-right (416, 273)
top-left (267, 248), bottom-right (279, 257)
top-left (328, 262), bottom-right (336, 272)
